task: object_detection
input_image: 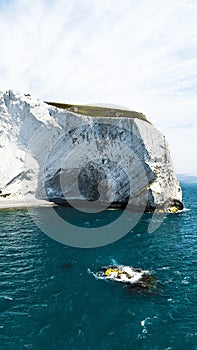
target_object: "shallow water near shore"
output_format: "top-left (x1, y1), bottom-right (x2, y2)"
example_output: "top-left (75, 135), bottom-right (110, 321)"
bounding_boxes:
top-left (0, 182), bottom-right (196, 349)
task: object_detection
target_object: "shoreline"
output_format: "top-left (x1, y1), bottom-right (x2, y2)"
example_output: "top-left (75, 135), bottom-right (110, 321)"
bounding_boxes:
top-left (0, 198), bottom-right (185, 213)
top-left (0, 198), bottom-right (56, 210)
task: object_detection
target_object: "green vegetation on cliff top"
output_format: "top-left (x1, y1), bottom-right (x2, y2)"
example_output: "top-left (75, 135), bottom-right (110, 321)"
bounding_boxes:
top-left (46, 102), bottom-right (150, 124)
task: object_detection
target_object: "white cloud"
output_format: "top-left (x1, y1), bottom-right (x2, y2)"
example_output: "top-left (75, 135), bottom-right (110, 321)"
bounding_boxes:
top-left (0, 0), bottom-right (197, 174)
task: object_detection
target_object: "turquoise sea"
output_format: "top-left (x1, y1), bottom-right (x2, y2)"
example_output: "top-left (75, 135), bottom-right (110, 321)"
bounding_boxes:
top-left (0, 182), bottom-right (196, 349)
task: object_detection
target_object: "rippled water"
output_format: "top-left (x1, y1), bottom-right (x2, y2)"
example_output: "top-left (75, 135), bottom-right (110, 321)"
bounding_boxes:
top-left (0, 182), bottom-right (197, 349)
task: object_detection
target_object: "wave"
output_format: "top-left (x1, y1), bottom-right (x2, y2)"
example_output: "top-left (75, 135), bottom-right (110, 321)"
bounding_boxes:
top-left (177, 208), bottom-right (190, 213)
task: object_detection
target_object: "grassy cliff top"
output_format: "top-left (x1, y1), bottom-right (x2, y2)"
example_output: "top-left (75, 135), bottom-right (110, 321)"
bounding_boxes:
top-left (45, 102), bottom-right (151, 124)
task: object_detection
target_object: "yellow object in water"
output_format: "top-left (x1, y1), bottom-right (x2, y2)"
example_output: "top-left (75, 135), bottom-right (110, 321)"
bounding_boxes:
top-left (105, 268), bottom-right (114, 276)
top-left (169, 206), bottom-right (178, 213)
top-left (105, 268), bottom-right (123, 276)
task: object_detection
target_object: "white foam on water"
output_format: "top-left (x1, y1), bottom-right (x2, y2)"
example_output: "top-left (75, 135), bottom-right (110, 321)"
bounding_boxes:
top-left (140, 317), bottom-right (151, 336)
top-left (182, 279), bottom-right (189, 285)
top-left (158, 266), bottom-right (170, 270)
top-left (178, 208), bottom-right (190, 213)
top-left (3, 296), bottom-right (13, 301)
top-left (87, 268), bottom-right (105, 281)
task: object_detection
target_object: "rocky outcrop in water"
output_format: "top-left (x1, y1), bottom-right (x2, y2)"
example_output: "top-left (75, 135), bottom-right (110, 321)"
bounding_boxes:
top-left (0, 90), bottom-right (183, 212)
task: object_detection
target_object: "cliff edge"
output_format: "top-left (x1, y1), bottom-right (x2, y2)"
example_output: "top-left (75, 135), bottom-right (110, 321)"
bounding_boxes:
top-left (0, 90), bottom-right (183, 212)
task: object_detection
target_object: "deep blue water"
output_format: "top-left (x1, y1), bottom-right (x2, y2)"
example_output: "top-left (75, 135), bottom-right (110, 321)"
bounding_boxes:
top-left (0, 182), bottom-right (196, 349)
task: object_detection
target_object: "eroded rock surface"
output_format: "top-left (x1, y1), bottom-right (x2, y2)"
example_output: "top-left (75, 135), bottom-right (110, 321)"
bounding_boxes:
top-left (0, 90), bottom-right (182, 212)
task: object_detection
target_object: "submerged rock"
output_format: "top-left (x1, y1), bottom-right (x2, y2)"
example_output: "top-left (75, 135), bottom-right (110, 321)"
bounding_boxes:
top-left (62, 263), bottom-right (72, 269)
top-left (0, 90), bottom-right (182, 212)
top-left (93, 265), bottom-right (155, 290)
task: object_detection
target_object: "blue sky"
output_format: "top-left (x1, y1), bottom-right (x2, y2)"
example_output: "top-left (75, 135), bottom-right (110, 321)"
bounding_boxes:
top-left (0, 0), bottom-right (196, 174)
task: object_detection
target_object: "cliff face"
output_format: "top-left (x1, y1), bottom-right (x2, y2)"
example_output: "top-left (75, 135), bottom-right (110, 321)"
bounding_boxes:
top-left (0, 90), bottom-right (183, 212)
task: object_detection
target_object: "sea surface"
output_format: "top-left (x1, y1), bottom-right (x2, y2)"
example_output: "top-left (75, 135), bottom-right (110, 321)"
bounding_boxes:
top-left (0, 182), bottom-right (196, 350)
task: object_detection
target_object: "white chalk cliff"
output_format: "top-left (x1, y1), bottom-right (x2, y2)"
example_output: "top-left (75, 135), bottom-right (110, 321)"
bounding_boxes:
top-left (0, 90), bottom-right (183, 212)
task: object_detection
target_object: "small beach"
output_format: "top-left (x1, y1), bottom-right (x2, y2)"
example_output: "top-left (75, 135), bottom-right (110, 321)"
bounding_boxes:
top-left (0, 198), bottom-right (56, 209)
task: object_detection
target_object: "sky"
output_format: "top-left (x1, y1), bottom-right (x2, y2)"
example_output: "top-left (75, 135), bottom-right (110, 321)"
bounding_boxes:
top-left (0, 0), bottom-right (196, 175)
